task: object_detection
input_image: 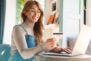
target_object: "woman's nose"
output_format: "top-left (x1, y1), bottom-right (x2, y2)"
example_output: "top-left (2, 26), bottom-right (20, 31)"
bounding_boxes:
top-left (34, 12), bottom-right (38, 16)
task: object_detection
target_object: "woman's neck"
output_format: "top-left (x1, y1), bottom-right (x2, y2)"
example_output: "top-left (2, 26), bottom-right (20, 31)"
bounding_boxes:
top-left (22, 19), bottom-right (35, 30)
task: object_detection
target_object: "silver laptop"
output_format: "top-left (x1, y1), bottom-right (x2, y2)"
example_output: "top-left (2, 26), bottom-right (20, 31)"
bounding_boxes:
top-left (42, 25), bottom-right (91, 57)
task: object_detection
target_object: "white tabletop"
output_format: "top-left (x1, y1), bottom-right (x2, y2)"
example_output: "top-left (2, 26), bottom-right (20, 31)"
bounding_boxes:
top-left (35, 54), bottom-right (91, 61)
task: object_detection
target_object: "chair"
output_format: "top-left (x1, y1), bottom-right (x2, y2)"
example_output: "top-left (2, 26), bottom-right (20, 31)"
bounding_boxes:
top-left (0, 44), bottom-right (11, 61)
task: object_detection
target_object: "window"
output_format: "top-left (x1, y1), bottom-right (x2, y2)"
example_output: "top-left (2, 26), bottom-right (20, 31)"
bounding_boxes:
top-left (3, 0), bottom-right (17, 45)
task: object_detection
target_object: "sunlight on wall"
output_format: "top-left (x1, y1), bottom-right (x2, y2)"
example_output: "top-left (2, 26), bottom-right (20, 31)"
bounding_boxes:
top-left (3, 0), bottom-right (16, 45)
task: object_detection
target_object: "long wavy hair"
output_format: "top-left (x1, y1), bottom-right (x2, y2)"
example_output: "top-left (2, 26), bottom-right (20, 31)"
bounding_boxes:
top-left (21, 0), bottom-right (44, 44)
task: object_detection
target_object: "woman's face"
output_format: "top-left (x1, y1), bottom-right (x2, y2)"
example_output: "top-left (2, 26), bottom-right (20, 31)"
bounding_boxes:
top-left (25, 4), bottom-right (41, 23)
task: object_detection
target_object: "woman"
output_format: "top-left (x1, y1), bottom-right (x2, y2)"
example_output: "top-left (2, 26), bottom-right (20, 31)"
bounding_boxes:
top-left (9, 1), bottom-right (56, 61)
top-left (9, 0), bottom-right (71, 61)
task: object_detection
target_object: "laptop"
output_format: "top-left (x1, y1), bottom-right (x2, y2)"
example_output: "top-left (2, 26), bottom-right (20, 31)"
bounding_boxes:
top-left (42, 25), bottom-right (91, 57)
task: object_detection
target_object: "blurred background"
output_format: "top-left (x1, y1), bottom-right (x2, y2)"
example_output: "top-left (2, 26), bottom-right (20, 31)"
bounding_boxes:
top-left (1, 0), bottom-right (91, 49)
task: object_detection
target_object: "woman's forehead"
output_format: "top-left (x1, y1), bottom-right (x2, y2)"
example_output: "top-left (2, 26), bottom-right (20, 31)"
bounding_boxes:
top-left (30, 4), bottom-right (39, 10)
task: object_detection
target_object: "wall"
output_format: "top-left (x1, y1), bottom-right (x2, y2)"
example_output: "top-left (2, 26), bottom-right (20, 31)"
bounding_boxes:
top-left (45, 0), bottom-right (60, 24)
top-left (43, 0), bottom-right (61, 45)
top-left (62, 0), bottom-right (84, 47)
top-left (86, 0), bottom-right (91, 26)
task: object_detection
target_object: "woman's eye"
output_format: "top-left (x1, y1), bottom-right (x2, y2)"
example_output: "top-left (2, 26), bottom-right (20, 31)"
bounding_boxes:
top-left (31, 10), bottom-right (35, 12)
top-left (29, 9), bottom-right (41, 14)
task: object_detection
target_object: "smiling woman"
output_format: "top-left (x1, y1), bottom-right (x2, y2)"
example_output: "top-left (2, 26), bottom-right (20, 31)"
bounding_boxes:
top-left (8, 1), bottom-right (57, 61)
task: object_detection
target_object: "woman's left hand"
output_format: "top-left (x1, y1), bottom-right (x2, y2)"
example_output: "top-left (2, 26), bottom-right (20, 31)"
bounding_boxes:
top-left (44, 38), bottom-right (57, 51)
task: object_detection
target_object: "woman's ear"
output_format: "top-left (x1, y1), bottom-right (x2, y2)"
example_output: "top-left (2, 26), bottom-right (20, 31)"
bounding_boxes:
top-left (23, 10), bottom-right (27, 16)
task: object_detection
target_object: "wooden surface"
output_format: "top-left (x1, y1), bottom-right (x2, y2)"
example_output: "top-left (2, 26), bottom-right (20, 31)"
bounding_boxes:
top-left (35, 54), bottom-right (91, 61)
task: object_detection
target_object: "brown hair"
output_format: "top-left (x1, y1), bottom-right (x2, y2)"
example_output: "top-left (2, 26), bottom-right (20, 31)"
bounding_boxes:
top-left (21, 0), bottom-right (44, 44)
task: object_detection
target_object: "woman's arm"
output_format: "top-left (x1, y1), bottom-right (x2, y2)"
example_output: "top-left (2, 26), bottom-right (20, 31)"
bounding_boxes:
top-left (12, 25), bottom-right (56, 59)
top-left (12, 25), bottom-right (43, 59)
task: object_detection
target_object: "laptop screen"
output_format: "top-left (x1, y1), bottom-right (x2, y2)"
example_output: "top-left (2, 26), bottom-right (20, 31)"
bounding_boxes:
top-left (72, 25), bottom-right (91, 54)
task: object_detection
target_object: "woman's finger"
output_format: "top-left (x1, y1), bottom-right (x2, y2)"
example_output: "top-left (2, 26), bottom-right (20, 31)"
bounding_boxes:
top-left (62, 48), bottom-right (72, 54)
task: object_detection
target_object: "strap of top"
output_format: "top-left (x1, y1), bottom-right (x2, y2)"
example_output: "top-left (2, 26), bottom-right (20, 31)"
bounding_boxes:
top-left (19, 25), bottom-right (28, 35)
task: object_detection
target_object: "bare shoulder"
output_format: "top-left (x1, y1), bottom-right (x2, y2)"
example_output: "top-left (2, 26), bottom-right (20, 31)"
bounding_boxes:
top-left (13, 25), bottom-right (25, 35)
top-left (13, 25), bottom-right (22, 31)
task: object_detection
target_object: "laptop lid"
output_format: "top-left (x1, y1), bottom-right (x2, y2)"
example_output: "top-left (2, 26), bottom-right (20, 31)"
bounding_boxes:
top-left (72, 25), bottom-right (91, 54)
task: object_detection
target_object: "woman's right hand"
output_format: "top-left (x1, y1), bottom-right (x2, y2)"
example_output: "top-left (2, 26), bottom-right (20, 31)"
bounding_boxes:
top-left (43, 38), bottom-right (56, 51)
top-left (49, 47), bottom-right (72, 53)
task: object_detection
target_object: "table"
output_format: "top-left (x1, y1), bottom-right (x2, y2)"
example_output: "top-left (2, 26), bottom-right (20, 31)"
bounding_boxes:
top-left (35, 54), bottom-right (91, 61)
